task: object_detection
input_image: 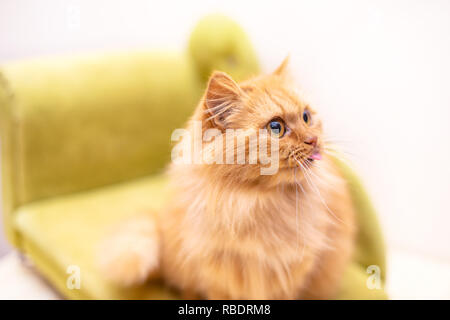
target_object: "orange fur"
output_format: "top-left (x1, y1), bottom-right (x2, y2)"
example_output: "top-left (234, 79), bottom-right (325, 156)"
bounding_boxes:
top-left (99, 60), bottom-right (356, 299)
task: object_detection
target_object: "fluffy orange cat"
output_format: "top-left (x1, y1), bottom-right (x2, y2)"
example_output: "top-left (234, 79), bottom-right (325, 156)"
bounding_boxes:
top-left (98, 59), bottom-right (356, 299)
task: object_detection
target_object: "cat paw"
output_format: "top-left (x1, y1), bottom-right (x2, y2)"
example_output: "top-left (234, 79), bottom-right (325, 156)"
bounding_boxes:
top-left (97, 215), bottom-right (160, 286)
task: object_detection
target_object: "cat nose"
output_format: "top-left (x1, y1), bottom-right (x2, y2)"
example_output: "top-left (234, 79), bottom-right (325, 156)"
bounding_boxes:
top-left (304, 136), bottom-right (317, 147)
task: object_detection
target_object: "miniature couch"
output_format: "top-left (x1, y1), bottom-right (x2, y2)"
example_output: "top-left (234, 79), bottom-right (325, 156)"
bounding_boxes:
top-left (0, 15), bottom-right (386, 299)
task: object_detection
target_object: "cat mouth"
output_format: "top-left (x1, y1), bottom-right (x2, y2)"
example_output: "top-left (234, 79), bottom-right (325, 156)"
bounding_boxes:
top-left (307, 150), bottom-right (322, 162)
top-left (287, 147), bottom-right (322, 169)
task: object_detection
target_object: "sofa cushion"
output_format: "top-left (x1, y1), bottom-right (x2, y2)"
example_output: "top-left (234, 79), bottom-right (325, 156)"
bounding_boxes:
top-left (14, 174), bottom-right (177, 299)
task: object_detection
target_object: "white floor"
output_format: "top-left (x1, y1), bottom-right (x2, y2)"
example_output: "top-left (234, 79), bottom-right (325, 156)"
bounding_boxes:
top-left (0, 248), bottom-right (449, 300)
top-left (0, 253), bottom-right (60, 300)
top-left (385, 248), bottom-right (450, 300)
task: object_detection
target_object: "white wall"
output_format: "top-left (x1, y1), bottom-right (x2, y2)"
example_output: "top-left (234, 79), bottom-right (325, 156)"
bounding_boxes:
top-left (1, 0), bottom-right (449, 261)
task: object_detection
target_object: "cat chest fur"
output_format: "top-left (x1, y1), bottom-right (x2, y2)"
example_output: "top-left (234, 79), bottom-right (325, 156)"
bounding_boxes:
top-left (167, 184), bottom-right (333, 299)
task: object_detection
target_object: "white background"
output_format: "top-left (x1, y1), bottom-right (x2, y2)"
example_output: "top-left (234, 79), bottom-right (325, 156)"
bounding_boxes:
top-left (1, 0), bottom-right (450, 297)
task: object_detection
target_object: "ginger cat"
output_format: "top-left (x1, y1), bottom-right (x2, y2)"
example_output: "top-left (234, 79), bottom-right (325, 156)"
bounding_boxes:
top-left (98, 59), bottom-right (356, 299)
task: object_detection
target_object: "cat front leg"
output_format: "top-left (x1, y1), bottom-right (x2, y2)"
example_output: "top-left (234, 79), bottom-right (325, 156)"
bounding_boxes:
top-left (97, 214), bottom-right (160, 286)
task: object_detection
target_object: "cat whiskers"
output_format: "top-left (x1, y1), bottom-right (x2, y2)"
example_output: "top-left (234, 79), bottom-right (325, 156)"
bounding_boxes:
top-left (203, 98), bottom-right (229, 113)
top-left (322, 148), bottom-right (355, 172)
top-left (293, 167), bottom-right (306, 263)
top-left (204, 97), bottom-right (235, 122)
top-left (293, 156), bottom-right (345, 224)
top-left (322, 137), bottom-right (358, 166)
top-left (323, 145), bottom-right (355, 158)
top-left (303, 159), bottom-right (327, 185)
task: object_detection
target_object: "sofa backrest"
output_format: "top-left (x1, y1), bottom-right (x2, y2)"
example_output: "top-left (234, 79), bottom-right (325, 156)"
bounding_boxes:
top-left (0, 51), bottom-right (200, 203)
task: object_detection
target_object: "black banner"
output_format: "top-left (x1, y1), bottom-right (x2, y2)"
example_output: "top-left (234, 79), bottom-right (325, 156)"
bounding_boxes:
top-left (0, 300), bottom-right (444, 318)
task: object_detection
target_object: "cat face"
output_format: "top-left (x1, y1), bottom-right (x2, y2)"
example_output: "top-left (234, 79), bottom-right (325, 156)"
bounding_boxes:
top-left (199, 58), bottom-right (324, 184)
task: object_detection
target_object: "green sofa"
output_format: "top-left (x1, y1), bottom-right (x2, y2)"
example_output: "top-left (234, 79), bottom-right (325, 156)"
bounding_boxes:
top-left (0, 15), bottom-right (386, 299)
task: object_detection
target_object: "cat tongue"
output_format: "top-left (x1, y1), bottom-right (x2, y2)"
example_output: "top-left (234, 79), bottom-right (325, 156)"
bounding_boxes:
top-left (309, 151), bottom-right (322, 161)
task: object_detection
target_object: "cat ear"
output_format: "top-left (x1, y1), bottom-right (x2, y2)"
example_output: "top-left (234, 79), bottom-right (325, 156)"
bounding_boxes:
top-left (204, 71), bottom-right (242, 127)
top-left (273, 55), bottom-right (290, 77)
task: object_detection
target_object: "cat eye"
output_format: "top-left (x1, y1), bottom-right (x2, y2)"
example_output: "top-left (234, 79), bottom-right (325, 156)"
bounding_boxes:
top-left (267, 119), bottom-right (286, 138)
top-left (302, 109), bottom-right (311, 125)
